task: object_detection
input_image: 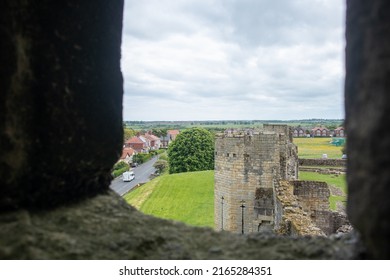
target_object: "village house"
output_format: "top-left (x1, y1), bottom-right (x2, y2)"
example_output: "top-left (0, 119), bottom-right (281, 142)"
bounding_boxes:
top-left (160, 134), bottom-right (170, 148)
top-left (159, 130), bottom-right (180, 148)
top-left (334, 127), bottom-right (345, 137)
top-left (124, 132), bottom-right (161, 152)
top-left (124, 136), bottom-right (147, 153)
top-left (311, 126), bottom-right (331, 137)
top-left (144, 132), bottom-right (161, 150)
top-left (293, 126), bottom-right (306, 137)
top-left (119, 147), bottom-right (136, 164)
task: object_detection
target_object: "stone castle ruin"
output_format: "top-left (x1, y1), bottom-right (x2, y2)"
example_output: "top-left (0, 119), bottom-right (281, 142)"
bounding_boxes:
top-left (2, 0), bottom-right (390, 259)
top-left (215, 124), bottom-right (349, 236)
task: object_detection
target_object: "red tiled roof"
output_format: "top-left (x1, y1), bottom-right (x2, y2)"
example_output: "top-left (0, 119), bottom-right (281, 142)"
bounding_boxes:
top-left (145, 133), bottom-right (160, 141)
top-left (120, 147), bottom-right (135, 159)
top-left (334, 127), bottom-right (344, 131)
top-left (125, 136), bottom-right (144, 144)
top-left (150, 135), bottom-right (160, 141)
top-left (311, 127), bottom-right (329, 131)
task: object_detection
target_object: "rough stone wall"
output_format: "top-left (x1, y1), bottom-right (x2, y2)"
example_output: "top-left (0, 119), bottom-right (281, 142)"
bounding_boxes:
top-left (264, 124), bottom-right (298, 180)
top-left (274, 181), bottom-right (325, 236)
top-left (331, 211), bottom-right (350, 234)
top-left (214, 132), bottom-right (280, 234)
top-left (0, 0), bottom-right (124, 210)
top-left (290, 181), bottom-right (331, 234)
top-left (0, 191), bottom-right (360, 259)
top-left (345, 0), bottom-right (390, 259)
top-left (299, 159), bottom-right (346, 167)
top-left (214, 125), bottom-right (298, 234)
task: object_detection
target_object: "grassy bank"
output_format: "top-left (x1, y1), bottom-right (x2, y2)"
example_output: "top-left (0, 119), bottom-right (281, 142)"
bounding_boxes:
top-left (124, 170), bottom-right (214, 228)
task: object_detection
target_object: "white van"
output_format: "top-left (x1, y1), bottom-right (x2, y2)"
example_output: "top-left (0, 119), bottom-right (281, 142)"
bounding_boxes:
top-left (122, 171), bottom-right (135, 182)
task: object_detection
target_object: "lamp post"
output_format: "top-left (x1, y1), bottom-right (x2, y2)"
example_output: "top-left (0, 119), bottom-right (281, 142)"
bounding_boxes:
top-left (221, 196), bottom-right (224, 231)
top-left (240, 200), bottom-right (246, 234)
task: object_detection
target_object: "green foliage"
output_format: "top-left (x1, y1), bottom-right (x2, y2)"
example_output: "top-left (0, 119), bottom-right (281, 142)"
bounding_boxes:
top-left (124, 171), bottom-right (214, 228)
top-left (133, 153), bottom-right (152, 164)
top-left (159, 154), bottom-right (168, 161)
top-left (168, 127), bottom-right (214, 174)
top-left (152, 128), bottom-right (168, 137)
top-left (112, 162), bottom-right (130, 178)
top-left (153, 159), bottom-right (168, 173)
top-left (113, 161), bottom-right (129, 171)
top-left (123, 128), bottom-right (136, 141)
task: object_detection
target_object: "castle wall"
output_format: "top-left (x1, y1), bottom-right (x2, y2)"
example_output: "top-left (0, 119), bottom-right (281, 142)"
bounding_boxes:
top-left (215, 132), bottom-right (280, 233)
top-left (274, 181), bottom-right (325, 236)
top-left (291, 180), bottom-right (332, 234)
top-left (214, 125), bottom-right (298, 234)
top-left (299, 159), bottom-right (346, 167)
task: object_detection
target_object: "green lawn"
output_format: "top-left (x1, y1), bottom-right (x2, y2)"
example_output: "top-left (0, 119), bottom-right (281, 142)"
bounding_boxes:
top-left (124, 170), bottom-right (214, 228)
top-left (299, 171), bottom-right (347, 210)
top-left (294, 137), bottom-right (344, 159)
top-left (125, 169), bottom-right (346, 227)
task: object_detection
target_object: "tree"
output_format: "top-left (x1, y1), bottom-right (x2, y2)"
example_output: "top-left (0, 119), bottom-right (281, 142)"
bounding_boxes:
top-left (153, 159), bottom-right (168, 174)
top-left (152, 128), bottom-right (168, 137)
top-left (167, 127), bottom-right (214, 174)
top-left (123, 127), bottom-right (136, 141)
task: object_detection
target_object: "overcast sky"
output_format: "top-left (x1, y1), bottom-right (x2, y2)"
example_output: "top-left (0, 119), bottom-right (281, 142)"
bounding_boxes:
top-left (121, 0), bottom-right (345, 121)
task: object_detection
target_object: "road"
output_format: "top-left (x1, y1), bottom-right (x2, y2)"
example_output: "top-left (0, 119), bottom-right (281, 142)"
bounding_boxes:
top-left (110, 156), bottom-right (158, 196)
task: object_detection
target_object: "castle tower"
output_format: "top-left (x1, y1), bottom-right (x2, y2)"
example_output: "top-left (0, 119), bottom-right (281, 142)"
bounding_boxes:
top-left (214, 125), bottom-right (298, 234)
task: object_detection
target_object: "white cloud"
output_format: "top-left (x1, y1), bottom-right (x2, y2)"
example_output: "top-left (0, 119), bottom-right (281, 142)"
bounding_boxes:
top-left (121, 0), bottom-right (345, 121)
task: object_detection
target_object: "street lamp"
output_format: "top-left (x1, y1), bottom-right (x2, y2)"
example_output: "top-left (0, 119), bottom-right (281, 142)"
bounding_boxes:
top-left (240, 200), bottom-right (246, 234)
top-left (221, 196), bottom-right (224, 231)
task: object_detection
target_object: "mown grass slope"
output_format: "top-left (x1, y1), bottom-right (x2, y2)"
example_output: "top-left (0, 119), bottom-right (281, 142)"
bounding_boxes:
top-left (124, 170), bottom-right (214, 228)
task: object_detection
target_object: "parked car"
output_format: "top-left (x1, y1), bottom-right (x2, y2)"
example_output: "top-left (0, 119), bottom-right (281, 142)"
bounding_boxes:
top-left (122, 171), bottom-right (135, 182)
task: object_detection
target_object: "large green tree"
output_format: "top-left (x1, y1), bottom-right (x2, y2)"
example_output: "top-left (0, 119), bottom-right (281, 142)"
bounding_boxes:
top-left (168, 127), bottom-right (214, 174)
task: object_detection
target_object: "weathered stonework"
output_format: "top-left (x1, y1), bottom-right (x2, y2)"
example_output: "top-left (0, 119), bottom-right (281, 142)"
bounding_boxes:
top-left (215, 126), bottom-right (349, 237)
top-left (274, 181), bottom-right (325, 236)
top-left (291, 180), bottom-right (331, 233)
top-left (299, 159), bottom-right (346, 167)
top-left (214, 125), bottom-right (298, 234)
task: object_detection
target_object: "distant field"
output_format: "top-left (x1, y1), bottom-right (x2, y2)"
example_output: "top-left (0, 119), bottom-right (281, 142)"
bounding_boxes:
top-left (124, 170), bottom-right (214, 228)
top-left (299, 171), bottom-right (347, 211)
top-left (294, 137), bottom-right (344, 159)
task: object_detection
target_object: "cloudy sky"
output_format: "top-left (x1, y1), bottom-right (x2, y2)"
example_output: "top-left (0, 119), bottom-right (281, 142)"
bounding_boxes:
top-left (121, 0), bottom-right (345, 121)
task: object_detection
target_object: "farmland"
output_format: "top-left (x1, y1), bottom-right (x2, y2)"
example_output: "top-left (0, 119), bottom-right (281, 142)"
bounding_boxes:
top-left (294, 137), bottom-right (344, 159)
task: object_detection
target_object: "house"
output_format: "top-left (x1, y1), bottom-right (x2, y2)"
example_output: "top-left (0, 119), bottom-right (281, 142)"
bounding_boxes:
top-left (124, 136), bottom-right (147, 153)
top-left (144, 133), bottom-right (161, 150)
top-left (311, 126), bottom-right (330, 137)
top-left (119, 147), bottom-right (135, 164)
top-left (293, 126), bottom-right (306, 137)
top-left (160, 135), bottom-right (170, 148)
top-left (167, 130), bottom-right (180, 141)
top-left (334, 127), bottom-right (345, 137)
